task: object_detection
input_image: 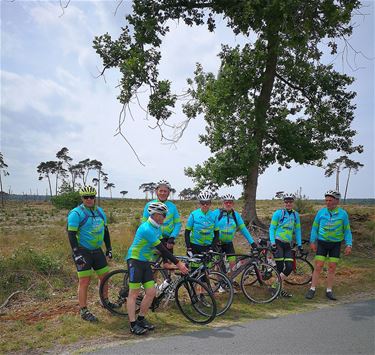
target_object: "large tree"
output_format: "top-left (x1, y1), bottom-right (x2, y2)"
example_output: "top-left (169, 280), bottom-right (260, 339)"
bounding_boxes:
top-left (94, 0), bottom-right (363, 225)
top-left (0, 152), bottom-right (10, 207)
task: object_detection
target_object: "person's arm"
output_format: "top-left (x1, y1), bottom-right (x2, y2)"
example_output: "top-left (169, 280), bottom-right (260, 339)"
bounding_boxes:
top-left (295, 212), bottom-right (302, 247)
top-left (103, 226), bottom-right (112, 258)
top-left (269, 210), bottom-right (279, 245)
top-left (155, 243), bottom-right (179, 264)
top-left (170, 206), bottom-right (182, 240)
top-left (310, 211), bottom-right (320, 244)
top-left (211, 230), bottom-right (219, 249)
top-left (236, 212), bottom-right (255, 245)
top-left (68, 230), bottom-right (79, 251)
top-left (185, 229), bottom-right (192, 249)
top-left (67, 210), bottom-right (80, 252)
top-left (343, 211), bottom-right (352, 247)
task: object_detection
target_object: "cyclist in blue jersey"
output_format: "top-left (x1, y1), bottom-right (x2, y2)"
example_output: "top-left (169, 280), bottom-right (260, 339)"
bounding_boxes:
top-left (269, 193), bottom-right (302, 297)
top-left (215, 194), bottom-right (257, 274)
top-left (142, 180), bottom-right (181, 266)
top-left (67, 186), bottom-right (113, 322)
top-left (306, 190), bottom-right (352, 301)
top-left (185, 191), bottom-right (220, 255)
top-left (127, 202), bottom-right (188, 335)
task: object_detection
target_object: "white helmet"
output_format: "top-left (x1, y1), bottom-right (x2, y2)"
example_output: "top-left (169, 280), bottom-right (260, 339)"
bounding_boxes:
top-left (325, 190), bottom-right (341, 199)
top-left (148, 202), bottom-right (168, 216)
top-left (198, 191), bottom-right (212, 202)
top-left (156, 180), bottom-right (171, 190)
top-left (283, 193), bottom-right (295, 201)
top-left (221, 194), bottom-right (235, 201)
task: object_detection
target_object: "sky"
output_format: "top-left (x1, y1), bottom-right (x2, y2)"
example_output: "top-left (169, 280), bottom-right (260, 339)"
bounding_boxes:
top-left (1, 1), bottom-right (374, 199)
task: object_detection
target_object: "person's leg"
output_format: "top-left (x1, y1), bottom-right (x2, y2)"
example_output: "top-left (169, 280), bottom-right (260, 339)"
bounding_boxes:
top-left (78, 276), bottom-right (91, 308)
top-left (127, 288), bottom-right (141, 323)
top-left (325, 242), bottom-right (341, 300)
top-left (138, 282), bottom-right (156, 318)
top-left (326, 262), bottom-right (337, 290)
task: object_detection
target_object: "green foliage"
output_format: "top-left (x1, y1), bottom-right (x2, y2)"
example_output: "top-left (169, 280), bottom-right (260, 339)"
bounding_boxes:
top-left (50, 191), bottom-right (81, 210)
top-left (294, 196), bottom-right (315, 214)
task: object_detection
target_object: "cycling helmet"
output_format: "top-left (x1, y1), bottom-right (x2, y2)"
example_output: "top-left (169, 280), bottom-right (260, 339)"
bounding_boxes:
top-left (283, 193), bottom-right (295, 201)
top-left (221, 194), bottom-right (235, 201)
top-left (148, 202), bottom-right (168, 216)
top-left (79, 185), bottom-right (97, 196)
top-left (156, 180), bottom-right (171, 190)
top-left (325, 190), bottom-right (341, 199)
top-left (198, 191), bottom-right (212, 202)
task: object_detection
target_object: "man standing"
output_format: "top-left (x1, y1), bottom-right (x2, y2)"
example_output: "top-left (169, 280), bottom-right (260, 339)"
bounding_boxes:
top-left (142, 180), bottom-right (181, 264)
top-left (269, 193), bottom-right (303, 297)
top-left (67, 185), bottom-right (113, 322)
top-left (306, 190), bottom-right (352, 301)
top-left (127, 202), bottom-right (188, 335)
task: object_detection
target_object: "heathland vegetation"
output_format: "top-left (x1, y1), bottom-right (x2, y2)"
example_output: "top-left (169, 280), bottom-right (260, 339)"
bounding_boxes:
top-left (0, 198), bottom-right (374, 353)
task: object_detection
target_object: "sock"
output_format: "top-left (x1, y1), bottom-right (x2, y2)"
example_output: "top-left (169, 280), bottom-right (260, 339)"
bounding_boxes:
top-left (137, 315), bottom-right (145, 321)
top-left (310, 287), bottom-right (316, 291)
top-left (326, 288), bottom-right (332, 293)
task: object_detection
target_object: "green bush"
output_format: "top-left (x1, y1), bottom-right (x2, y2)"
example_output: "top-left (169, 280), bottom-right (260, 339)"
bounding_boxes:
top-left (294, 196), bottom-right (314, 214)
top-left (51, 192), bottom-right (81, 210)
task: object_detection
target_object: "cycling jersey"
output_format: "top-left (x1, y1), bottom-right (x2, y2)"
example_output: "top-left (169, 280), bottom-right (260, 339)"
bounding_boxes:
top-left (126, 219), bottom-right (162, 262)
top-left (215, 209), bottom-right (254, 244)
top-left (310, 207), bottom-right (352, 246)
top-left (186, 209), bottom-right (219, 246)
top-left (67, 204), bottom-right (107, 250)
top-left (269, 209), bottom-right (302, 246)
top-left (142, 200), bottom-right (181, 239)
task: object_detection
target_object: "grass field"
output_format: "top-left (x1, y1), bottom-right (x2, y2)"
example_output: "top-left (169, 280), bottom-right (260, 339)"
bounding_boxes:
top-left (0, 199), bottom-right (374, 353)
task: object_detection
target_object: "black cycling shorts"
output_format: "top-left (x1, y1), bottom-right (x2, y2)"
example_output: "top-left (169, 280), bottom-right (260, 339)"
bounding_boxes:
top-left (274, 239), bottom-right (293, 261)
top-left (316, 240), bottom-right (341, 263)
top-left (218, 242), bottom-right (236, 261)
top-left (73, 247), bottom-right (109, 278)
top-left (127, 258), bottom-right (154, 289)
top-left (190, 243), bottom-right (211, 254)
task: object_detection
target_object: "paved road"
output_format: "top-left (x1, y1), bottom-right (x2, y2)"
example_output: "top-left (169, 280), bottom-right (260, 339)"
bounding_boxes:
top-left (87, 299), bottom-right (375, 355)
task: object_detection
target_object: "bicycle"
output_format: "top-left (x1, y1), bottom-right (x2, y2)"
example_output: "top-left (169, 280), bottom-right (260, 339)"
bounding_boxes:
top-left (212, 249), bottom-right (282, 304)
top-left (99, 257), bottom-right (217, 325)
top-left (258, 239), bottom-right (314, 286)
top-left (187, 251), bottom-right (234, 316)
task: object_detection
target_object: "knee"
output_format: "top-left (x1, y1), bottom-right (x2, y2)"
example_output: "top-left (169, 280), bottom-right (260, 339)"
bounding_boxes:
top-left (328, 263), bottom-right (337, 273)
top-left (314, 261), bottom-right (324, 272)
top-left (79, 277), bottom-right (91, 287)
top-left (284, 262), bottom-right (293, 276)
top-left (145, 287), bottom-right (156, 298)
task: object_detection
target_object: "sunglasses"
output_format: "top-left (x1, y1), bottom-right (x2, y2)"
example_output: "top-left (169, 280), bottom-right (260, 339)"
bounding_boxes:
top-left (82, 196), bottom-right (95, 200)
top-left (200, 201), bottom-right (211, 206)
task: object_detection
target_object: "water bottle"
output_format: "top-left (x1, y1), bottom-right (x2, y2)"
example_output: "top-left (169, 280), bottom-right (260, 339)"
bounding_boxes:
top-left (158, 279), bottom-right (170, 293)
top-left (267, 254), bottom-right (276, 267)
top-left (232, 260), bottom-right (242, 272)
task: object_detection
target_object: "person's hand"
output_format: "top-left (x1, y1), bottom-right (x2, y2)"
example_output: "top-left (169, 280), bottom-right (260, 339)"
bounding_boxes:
top-left (177, 261), bottom-right (189, 275)
top-left (271, 244), bottom-right (277, 253)
top-left (166, 238), bottom-right (175, 250)
top-left (106, 249), bottom-right (113, 259)
top-left (74, 253), bottom-right (86, 266)
top-left (344, 245), bottom-right (352, 256)
top-left (250, 242), bottom-right (258, 251)
top-left (310, 243), bottom-right (317, 253)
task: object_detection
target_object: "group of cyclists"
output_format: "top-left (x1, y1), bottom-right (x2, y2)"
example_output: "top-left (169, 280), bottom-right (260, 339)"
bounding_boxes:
top-left (67, 181), bottom-right (352, 335)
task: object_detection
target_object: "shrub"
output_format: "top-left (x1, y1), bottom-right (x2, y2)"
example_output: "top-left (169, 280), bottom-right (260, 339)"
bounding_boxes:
top-left (51, 192), bottom-right (81, 210)
top-left (294, 196), bottom-right (314, 214)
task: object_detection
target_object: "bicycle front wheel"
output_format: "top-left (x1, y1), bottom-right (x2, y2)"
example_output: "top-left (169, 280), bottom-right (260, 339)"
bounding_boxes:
top-left (196, 271), bottom-right (234, 316)
top-left (99, 269), bottom-right (129, 316)
top-left (240, 262), bottom-right (281, 304)
top-left (175, 277), bottom-right (217, 324)
top-left (285, 257), bottom-right (314, 285)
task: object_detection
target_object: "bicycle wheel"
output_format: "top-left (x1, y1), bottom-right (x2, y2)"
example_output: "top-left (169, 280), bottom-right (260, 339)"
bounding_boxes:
top-left (175, 277), bottom-right (217, 324)
top-left (196, 271), bottom-right (233, 316)
top-left (285, 257), bottom-right (314, 285)
top-left (240, 262), bottom-right (281, 303)
top-left (99, 269), bottom-right (129, 316)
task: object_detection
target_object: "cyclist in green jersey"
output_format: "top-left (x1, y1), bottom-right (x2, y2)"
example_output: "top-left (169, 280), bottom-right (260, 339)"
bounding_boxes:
top-left (306, 190), bottom-right (352, 301)
top-left (67, 186), bottom-right (113, 322)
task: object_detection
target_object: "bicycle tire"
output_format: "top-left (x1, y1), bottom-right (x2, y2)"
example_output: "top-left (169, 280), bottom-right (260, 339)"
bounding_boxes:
top-left (240, 262), bottom-right (281, 304)
top-left (99, 269), bottom-right (129, 316)
top-left (285, 257), bottom-right (314, 285)
top-left (196, 270), bottom-right (234, 316)
top-left (175, 277), bottom-right (217, 324)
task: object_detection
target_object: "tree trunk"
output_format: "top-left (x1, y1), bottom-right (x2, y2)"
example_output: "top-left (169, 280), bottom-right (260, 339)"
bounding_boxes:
top-left (0, 174), bottom-right (4, 208)
top-left (344, 167), bottom-right (351, 203)
top-left (47, 175), bottom-right (53, 196)
top-left (336, 165), bottom-right (340, 192)
top-left (97, 169), bottom-right (101, 206)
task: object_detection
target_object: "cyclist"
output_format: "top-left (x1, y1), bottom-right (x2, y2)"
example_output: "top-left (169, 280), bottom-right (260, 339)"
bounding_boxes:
top-left (185, 191), bottom-right (220, 256)
top-left (67, 186), bottom-right (113, 322)
top-left (215, 194), bottom-right (258, 274)
top-left (126, 202), bottom-right (188, 335)
top-left (142, 180), bottom-right (181, 266)
top-left (306, 190), bottom-right (352, 301)
top-left (269, 193), bottom-right (302, 297)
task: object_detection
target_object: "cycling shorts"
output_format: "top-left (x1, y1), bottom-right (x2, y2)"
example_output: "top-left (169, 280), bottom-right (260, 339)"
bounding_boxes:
top-left (316, 240), bottom-right (341, 263)
top-left (73, 247), bottom-right (109, 278)
top-left (218, 242), bottom-right (236, 261)
top-left (274, 239), bottom-right (293, 262)
top-left (127, 258), bottom-right (155, 289)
